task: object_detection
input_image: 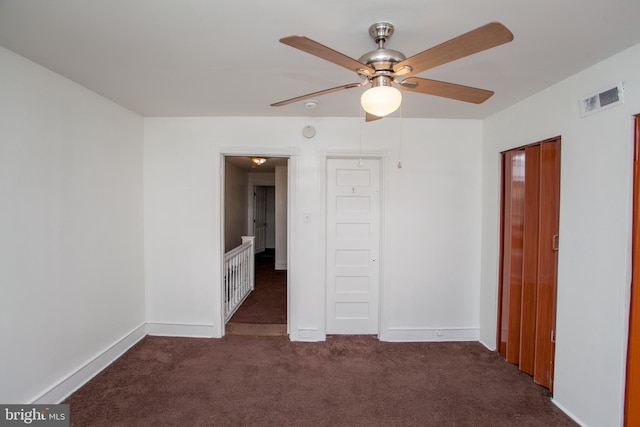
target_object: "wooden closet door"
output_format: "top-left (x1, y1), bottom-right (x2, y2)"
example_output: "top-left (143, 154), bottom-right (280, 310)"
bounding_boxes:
top-left (498, 150), bottom-right (525, 362)
top-left (533, 139), bottom-right (561, 390)
top-left (626, 115), bottom-right (640, 425)
top-left (519, 145), bottom-right (540, 375)
top-left (498, 138), bottom-right (560, 391)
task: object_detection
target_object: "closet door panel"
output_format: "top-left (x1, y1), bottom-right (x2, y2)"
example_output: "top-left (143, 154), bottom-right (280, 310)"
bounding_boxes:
top-left (499, 150), bottom-right (526, 363)
top-left (519, 145), bottom-right (540, 375)
top-left (533, 139), bottom-right (561, 390)
top-left (498, 154), bottom-right (510, 357)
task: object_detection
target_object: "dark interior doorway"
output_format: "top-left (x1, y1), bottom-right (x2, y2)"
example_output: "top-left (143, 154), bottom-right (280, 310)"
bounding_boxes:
top-left (223, 156), bottom-right (288, 330)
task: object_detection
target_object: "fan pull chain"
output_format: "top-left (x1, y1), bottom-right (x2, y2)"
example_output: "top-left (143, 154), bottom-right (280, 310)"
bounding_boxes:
top-left (358, 104), bottom-right (364, 167)
top-left (397, 105), bottom-right (403, 169)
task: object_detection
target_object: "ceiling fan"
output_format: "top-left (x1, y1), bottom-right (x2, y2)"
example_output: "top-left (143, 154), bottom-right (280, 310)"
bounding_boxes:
top-left (271, 21), bottom-right (514, 121)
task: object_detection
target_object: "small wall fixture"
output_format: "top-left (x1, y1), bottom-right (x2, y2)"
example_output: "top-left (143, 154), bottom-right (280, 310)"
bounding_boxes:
top-left (251, 157), bottom-right (267, 166)
top-left (360, 75), bottom-right (402, 117)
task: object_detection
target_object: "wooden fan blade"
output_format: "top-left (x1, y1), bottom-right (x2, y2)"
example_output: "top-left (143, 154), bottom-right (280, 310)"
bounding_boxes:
top-left (393, 22), bottom-right (513, 76)
top-left (400, 77), bottom-right (494, 104)
top-left (271, 82), bottom-right (363, 107)
top-left (365, 112), bottom-right (383, 122)
top-left (280, 35), bottom-right (375, 75)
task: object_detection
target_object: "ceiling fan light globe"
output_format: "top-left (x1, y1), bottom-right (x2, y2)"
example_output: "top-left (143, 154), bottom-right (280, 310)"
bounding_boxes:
top-left (360, 85), bottom-right (402, 117)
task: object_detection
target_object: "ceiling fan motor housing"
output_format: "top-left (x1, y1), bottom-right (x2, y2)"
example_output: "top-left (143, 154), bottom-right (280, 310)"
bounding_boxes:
top-left (358, 48), bottom-right (406, 73)
top-left (359, 22), bottom-right (406, 74)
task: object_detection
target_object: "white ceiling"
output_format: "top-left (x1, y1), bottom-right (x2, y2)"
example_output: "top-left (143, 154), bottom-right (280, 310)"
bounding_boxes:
top-left (1, 0), bottom-right (639, 119)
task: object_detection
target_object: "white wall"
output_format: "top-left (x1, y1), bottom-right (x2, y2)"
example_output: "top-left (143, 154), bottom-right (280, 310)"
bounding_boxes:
top-left (0, 46), bottom-right (145, 403)
top-left (144, 116), bottom-right (483, 341)
top-left (224, 161), bottom-right (248, 252)
top-left (481, 43), bottom-right (640, 427)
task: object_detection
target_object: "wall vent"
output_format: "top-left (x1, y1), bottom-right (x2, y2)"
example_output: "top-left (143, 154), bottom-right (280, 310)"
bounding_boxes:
top-left (580, 82), bottom-right (624, 117)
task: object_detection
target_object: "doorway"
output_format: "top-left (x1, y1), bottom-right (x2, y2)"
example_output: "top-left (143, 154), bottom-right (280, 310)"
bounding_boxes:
top-left (222, 155), bottom-right (289, 334)
top-left (497, 137), bottom-right (561, 390)
top-left (253, 185), bottom-right (275, 255)
top-left (325, 157), bottom-right (381, 335)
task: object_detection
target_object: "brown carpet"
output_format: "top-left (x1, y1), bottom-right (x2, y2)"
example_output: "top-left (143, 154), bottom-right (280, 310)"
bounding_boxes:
top-left (230, 249), bottom-right (287, 324)
top-left (64, 335), bottom-right (577, 426)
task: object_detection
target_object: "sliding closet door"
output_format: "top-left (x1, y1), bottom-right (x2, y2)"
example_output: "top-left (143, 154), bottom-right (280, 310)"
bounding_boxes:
top-left (534, 140), bottom-right (561, 389)
top-left (519, 145), bottom-right (540, 376)
top-left (498, 150), bottom-right (526, 362)
top-left (497, 138), bottom-right (560, 391)
top-left (626, 115), bottom-right (640, 425)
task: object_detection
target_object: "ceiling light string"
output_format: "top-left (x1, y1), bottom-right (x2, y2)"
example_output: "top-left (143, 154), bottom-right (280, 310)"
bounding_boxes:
top-left (397, 105), bottom-right (403, 169)
top-left (358, 105), bottom-right (364, 167)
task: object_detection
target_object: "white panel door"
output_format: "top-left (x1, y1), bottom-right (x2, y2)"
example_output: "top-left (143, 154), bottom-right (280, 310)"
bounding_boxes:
top-left (253, 186), bottom-right (267, 254)
top-left (326, 158), bottom-right (380, 334)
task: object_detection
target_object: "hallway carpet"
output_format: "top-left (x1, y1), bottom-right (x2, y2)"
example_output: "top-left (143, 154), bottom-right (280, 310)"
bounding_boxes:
top-left (64, 335), bottom-right (577, 426)
top-left (230, 249), bottom-right (287, 325)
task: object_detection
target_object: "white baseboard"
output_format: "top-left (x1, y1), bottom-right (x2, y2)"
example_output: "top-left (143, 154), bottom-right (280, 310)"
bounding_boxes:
top-left (275, 263), bottom-right (287, 270)
top-left (146, 322), bottom-right (218, 338)
top-left (32, 323), bottom-right (147, 404)
top-left (551, 398), bottom-right (588, 427)
top-left (293, 328), bottom-right (324, 342)
top-left (478, 338), bottom-right (496, 351)
top-left (381, 327), bottom-right (479, 342)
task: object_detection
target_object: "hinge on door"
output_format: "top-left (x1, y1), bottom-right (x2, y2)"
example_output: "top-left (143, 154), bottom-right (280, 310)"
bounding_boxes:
top-left (551, 329), bottom-right (556, 343)
top-left (552, 234), bottom-right (559, 251)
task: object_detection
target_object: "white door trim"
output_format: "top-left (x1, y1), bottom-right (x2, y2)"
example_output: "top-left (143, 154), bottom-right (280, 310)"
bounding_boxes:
top-left (219, 147), bottom-right (298, 338)
top-left (318, 149), bottom-right (388, 339)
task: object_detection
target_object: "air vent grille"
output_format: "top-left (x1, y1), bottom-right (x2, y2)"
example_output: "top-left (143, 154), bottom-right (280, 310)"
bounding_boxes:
top-left (580, 82), bottom-right (624, 117)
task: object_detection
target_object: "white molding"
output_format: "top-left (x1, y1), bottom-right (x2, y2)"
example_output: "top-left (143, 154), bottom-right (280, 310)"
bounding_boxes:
top-left (551, 398), bottom-right (588, 427)
top-left (295, 328), bottom-right (324, 342)
top-left (382, 327), bottom-right (480, 342)
top-left (217, 151), bottom-right (226, 337)
top-left (478, 338), bottom-right (496, 351)
top-left (378, 155), bottom-right (390, 341)
top-left (316, 152), bottom-right (328, 339)
top-left (147, 322), bottom-right (217, 338)
top-left (219, 146), bottom-right (300, 158)
top-left (275, 262), bottom-right (287, 270)
top-left (286, 154), bottom-right (298, 338)
top-left (32, 323), bottom-right (147, 404)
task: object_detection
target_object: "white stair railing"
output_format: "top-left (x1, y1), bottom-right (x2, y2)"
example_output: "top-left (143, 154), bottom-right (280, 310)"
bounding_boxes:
top-left (224, 236), bottom-right (255, 322)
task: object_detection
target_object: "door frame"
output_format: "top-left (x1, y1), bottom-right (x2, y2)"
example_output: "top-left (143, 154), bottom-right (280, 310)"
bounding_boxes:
top-left (625, 114), bottom-right (640, 425)
top-left (219, 147), bottom-right (298, 338)
top-left (319, 149), bottom-right (388, 339)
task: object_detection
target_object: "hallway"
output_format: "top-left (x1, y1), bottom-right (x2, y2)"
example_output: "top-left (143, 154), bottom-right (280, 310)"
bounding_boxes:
top-left (227, 249), bottom-right (287, 335)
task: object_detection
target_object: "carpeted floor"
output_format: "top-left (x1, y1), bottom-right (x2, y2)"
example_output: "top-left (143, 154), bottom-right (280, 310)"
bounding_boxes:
top-left (64, 251), bottom-right (577, 425)
top-left (230, 249), bottom-right (287, 325)
top-left (64, 335), bottom-right (577, 426)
